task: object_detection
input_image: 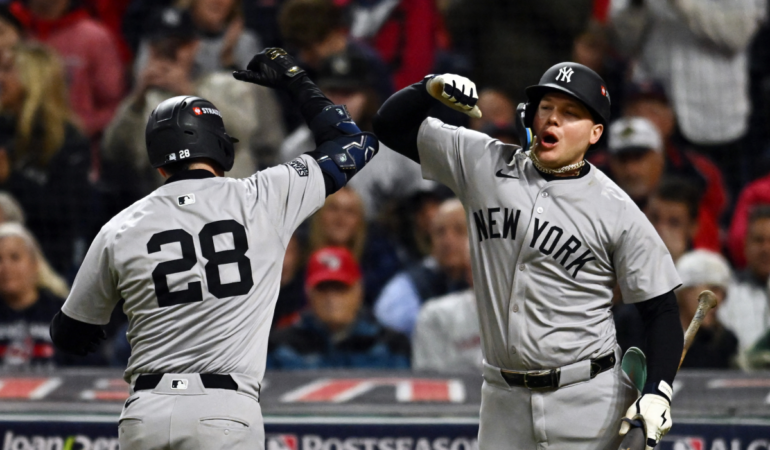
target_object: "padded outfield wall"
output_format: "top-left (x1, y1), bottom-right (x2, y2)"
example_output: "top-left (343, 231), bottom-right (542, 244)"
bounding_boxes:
top-left (2, 369), bottom-right (770, 449)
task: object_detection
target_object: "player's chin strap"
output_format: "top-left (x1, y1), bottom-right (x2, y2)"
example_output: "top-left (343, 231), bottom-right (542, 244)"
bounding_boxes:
top-left (306, 105), bottom-right (379, 194)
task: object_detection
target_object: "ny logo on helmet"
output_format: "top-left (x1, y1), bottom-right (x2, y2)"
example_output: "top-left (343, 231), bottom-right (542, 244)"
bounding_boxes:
top-left (556, 67), bottom-right (574, 83)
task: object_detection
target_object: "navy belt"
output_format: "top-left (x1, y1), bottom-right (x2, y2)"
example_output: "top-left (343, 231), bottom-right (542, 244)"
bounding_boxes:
top-left (134, 373), bottom-right (238, 391)
top-left (500, 353), bottom-right (616, 389)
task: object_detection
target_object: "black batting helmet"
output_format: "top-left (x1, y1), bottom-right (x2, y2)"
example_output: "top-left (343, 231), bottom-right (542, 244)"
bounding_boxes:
top-left (145, 96), bottom-right (239, 171)
top-left (523, 62), bottom-right (611, 128)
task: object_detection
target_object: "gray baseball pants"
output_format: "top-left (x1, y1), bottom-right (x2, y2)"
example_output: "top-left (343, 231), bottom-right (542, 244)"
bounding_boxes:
top-left (119, 373), bottom-right (264, 450)
top-left (478, 348), bottom-right (638, 450)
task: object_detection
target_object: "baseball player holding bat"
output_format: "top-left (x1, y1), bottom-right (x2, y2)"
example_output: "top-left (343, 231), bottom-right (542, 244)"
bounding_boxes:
top-left (49, 48), bottom-right (378, 450)
top-left (373, 65), bottom-right (683, 449)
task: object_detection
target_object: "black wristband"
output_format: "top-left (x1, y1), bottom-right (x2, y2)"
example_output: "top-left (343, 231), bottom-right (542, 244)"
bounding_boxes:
top-left (286, 76), bottom-right (334, 126)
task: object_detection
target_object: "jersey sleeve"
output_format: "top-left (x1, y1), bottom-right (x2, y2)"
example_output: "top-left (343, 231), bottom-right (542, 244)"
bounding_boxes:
top-left (613, 202), bottom-right (682, 304)
top-left (256, 154), bottom-right (326, 245)
top-left (61, 227), bottom-right (121, 325)
top-left (416, 117), bottom-right (495, 194)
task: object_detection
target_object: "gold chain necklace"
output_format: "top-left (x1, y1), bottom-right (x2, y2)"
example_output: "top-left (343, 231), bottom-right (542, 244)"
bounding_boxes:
top-left (527, 150), bottom-right (585, 175)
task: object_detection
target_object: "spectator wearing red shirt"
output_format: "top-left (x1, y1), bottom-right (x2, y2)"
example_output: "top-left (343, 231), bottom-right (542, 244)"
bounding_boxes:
top-left (727, 175), bottom-right (770, 268)
top-left (343, 0), bottom-right (440, 90)
top-left (10, 0), bottom-right (125, 138)
top-left (81, 0), bottom-right (132, 63)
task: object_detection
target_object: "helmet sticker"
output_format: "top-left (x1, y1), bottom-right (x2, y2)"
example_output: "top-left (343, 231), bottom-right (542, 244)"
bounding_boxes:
top-left (192, 106), bottom-right (221, 117)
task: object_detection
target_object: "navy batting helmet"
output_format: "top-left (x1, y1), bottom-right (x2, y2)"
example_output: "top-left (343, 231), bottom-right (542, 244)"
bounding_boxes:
top-left (523, 62), bottom-right (611, 128)
top-left (145, 96), bottom-right (239, 171)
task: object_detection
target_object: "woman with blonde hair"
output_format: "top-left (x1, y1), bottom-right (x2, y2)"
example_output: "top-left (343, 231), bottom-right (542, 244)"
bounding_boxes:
top-left (0, 42), bottom-right (92, 275)
top-left (309, 187), bottom-right (402, 305)
top-left (0, 223), bottom-right (69, 367)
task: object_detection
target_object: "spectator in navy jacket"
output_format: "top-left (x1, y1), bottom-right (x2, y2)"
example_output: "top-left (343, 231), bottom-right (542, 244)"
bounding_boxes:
top-left (374, 198), bottom-right (470, 337)
top-left (267, 247), bottom-right (410, 370)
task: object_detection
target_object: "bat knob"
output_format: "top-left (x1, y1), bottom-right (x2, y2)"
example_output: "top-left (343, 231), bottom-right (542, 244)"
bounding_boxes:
top-left (618, 422), bottom-right (646, 450)
top-left (698, 290), bottom-right (718, 310)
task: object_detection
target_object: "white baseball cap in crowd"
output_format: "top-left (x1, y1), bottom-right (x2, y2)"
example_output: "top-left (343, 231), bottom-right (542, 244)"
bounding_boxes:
top-left (676, 250), bottom-right (732, 290)
top-left (607, 117), bottom-right (663, 154)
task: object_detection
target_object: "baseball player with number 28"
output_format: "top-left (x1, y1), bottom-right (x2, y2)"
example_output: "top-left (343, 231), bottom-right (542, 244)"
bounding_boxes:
top-left (48, 48), bottom-right (378, 450)
top-left (374, 64), bottom-right (683, 449)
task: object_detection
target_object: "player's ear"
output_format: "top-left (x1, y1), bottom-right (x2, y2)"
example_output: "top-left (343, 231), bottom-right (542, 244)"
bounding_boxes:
top-left (589, 123), bottom-right (604, 145)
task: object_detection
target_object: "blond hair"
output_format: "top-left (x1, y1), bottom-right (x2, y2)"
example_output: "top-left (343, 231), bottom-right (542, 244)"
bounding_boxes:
top-left (11, 43), bottom-right (76, 167)
top-left (309, 187), bottom-right (367, 260)
top-left (0, 191), bottom-right (24, 224)
top-left (0, 223), bottom-right (69, 298)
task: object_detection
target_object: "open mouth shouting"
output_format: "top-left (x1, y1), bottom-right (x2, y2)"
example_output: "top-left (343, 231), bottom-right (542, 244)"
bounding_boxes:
top-left (539, 129), bottom-right (560, 150)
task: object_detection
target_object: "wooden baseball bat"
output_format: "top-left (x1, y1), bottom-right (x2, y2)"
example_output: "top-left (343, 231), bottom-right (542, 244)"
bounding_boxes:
top-left (619, 290), bottom-right (719, 450)
top-left (679, 290), bottom-right (718, 369)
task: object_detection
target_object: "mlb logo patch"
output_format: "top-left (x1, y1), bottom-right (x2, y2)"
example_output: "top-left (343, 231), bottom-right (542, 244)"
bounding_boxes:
top-left (266, 434), bottom-right (298, 450)
top-left (178, 194), bottom-right (196, 206)
top-left (171, 379), bottom-right (188, 390)
top-left (193, 107), bottom-right (202, 115)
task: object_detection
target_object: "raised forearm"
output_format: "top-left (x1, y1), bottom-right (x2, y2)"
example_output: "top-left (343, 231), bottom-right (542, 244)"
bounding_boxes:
top-left (372, 79), bottom-right (435, 163)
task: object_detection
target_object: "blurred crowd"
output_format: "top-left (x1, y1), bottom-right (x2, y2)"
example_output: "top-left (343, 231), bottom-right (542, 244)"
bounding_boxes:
top-left (1, 0), bottom-right (770, 373)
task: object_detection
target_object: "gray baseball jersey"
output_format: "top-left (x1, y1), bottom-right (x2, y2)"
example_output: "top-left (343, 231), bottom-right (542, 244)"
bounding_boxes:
top-left (417, 117), bottom-right (680, 449)
top-left (417, 117), bottom-right (680, 450)
top-left (62, 155), bottom-right (324, 385)
top-left (418, 117), bottom-right (680, 370)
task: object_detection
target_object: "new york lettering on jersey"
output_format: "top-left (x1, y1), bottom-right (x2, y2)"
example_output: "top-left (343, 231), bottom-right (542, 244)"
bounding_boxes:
top-left (415, 118), bottom-right (679, 371)
top-left (472, 208), bottom-right (596, 279)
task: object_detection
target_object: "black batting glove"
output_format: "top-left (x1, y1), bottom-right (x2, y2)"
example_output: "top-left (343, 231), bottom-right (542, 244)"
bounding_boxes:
top-left (233, 48), bottom-right (306, 91)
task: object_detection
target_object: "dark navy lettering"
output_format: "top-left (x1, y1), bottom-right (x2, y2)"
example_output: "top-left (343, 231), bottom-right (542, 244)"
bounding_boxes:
top-left (473, 211), bottom-right (489, 242)
top-left (553, 236), bottom-right (582, 265)
top-left (488, 207), bottom-right (501, 239)
top-left (529, 218), bottom-right (549, 248)
top-left (503, 208), bottom-right (520, 240)
top-left (539, 226), bottom-right (563, 255)
top-left (565, 250), bottom-right (597, 278)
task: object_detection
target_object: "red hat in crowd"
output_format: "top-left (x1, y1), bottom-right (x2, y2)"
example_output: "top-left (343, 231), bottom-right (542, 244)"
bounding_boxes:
top-left (305, 247), bottom-right (361, 289)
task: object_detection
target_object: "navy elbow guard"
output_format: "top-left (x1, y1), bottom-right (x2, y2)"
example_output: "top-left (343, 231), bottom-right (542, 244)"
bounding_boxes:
top-left (309, 132), bottom-right (379, 194)
top-left (306, 104), bottom-right (379, 193)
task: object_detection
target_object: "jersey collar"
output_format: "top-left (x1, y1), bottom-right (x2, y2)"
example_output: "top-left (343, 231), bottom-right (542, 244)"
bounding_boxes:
top-left (164, 169), bottom-right (217, 185)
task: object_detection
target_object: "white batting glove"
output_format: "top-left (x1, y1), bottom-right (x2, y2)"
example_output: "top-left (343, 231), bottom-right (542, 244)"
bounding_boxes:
top-left (425, 74), bottom-right (482, 119)
top-left (619, 381), bottom-right (673, 449)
